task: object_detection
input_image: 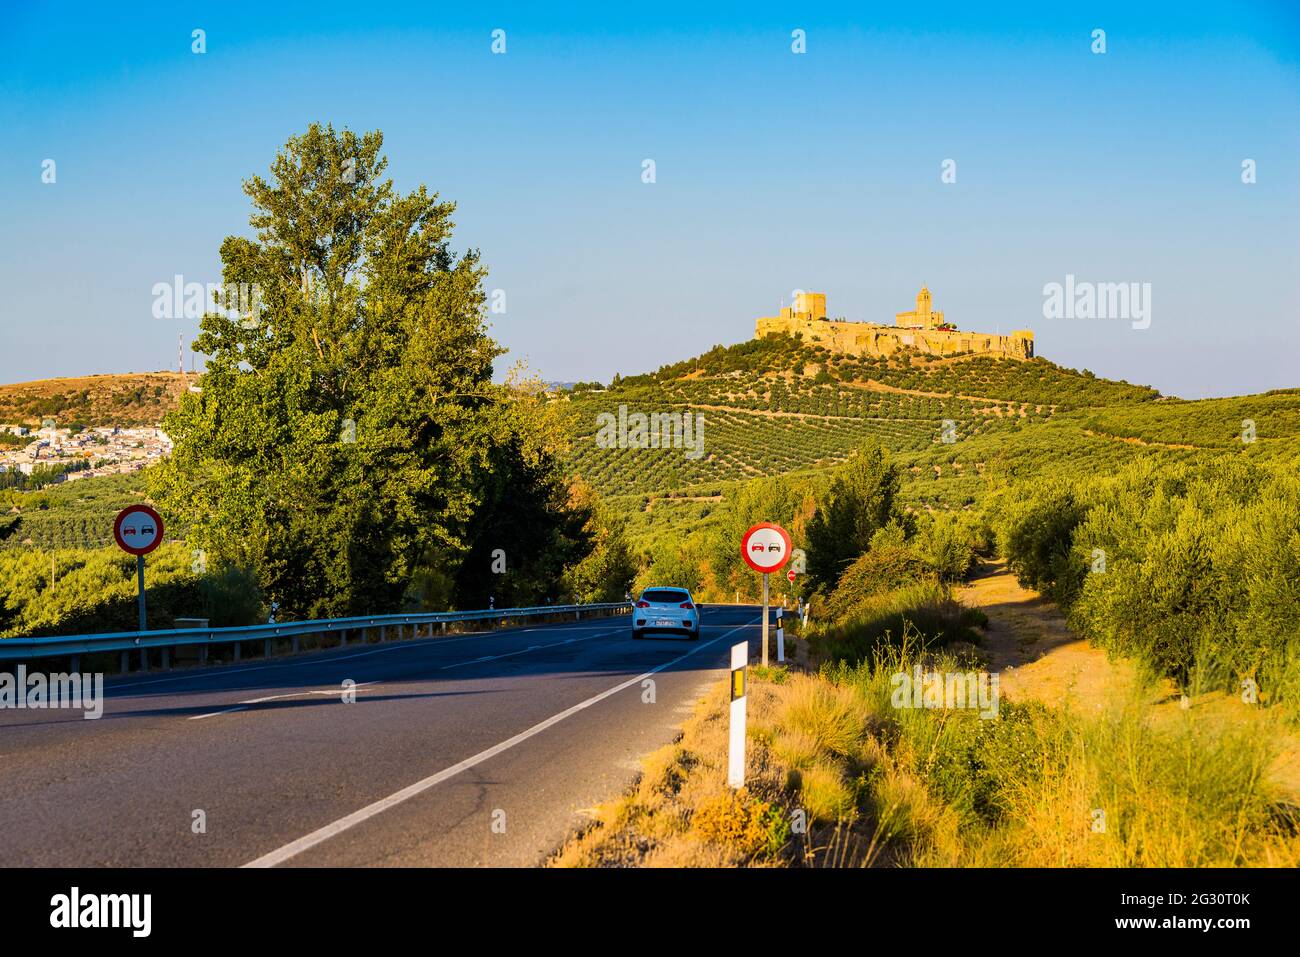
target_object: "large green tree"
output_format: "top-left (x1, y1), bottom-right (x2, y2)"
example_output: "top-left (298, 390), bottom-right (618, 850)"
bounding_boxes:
top-left (805, 442), bottom-right (902, 593)
top-left (559, 478), bottom-right (638, 604)
top-left (151, 124), bottom-right (566, 618)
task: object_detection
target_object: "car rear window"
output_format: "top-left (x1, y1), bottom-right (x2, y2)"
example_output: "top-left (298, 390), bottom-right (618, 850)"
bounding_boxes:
top-left (642, 589), bottom-right (689, 603)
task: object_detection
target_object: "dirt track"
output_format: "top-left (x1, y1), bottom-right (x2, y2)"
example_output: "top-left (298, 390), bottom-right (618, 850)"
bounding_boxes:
top-left (956, 559), bottom-right (1300, 801)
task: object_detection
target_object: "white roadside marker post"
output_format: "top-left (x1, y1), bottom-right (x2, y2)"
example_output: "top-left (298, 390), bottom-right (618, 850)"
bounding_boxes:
top-left (776, 606), bottom-right (785, 663)
top-left (728, 640), bottom-right (748, 789)
top-left (797, 598), bottom-right (811, 669)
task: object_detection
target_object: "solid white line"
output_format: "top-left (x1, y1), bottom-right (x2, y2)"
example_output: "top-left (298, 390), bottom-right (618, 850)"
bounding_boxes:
top-left (242, 619), bottom-right (757, 868)
top-left (239, 682), bottom-right (381, 705)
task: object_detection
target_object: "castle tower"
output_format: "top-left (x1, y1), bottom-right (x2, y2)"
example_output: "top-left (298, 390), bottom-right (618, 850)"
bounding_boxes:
top-left (793, 291), bottom-right (826, 320)
top-left (896, 284), bottom-right (943, 329)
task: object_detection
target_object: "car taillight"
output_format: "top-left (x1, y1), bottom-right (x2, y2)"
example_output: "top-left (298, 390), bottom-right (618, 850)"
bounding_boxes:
top-left (635, 601), bottom-right (649, 608)
top-left (680, 602), bottom-right (694, 610)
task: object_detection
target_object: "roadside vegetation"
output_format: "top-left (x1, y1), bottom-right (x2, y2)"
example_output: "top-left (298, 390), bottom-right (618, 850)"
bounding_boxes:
top-left (554, 551), bottom-right (1299, 868)
top-left (554, 642), bottom-right (1299, 868)
top-left (0, 542), bottom-right (261, 637)
top-left (553, 429), bottom-right (1300, 869)
top-left (994, 455), bottom-right (1300, 713)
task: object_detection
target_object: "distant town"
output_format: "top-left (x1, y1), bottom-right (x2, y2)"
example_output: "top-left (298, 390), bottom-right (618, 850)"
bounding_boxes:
top-left (0, 422), bottom-right (171, 483)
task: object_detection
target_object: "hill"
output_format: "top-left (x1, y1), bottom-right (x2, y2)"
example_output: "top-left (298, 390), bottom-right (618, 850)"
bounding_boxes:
top-left (0, 372), bottom-right (198, 428)
top-left (558, 334), bottom-right (1157, 500)
top-left (7, 342), bottom-right (1300, 556)
top-left (556, 335), bottom-right (1300, 549)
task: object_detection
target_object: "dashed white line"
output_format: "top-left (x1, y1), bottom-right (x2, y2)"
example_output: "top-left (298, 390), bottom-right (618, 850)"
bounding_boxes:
top-left (190, 706), bottom-right (248, 721)
top-left (188, 682), bottom-right (381, 720)
top-left (108, 620), bottom-right (627, 693)
top-left (184, 631), bottom-right (617, 721)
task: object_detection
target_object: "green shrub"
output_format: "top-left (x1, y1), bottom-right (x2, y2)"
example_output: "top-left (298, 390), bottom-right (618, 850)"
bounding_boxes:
top-left (822, 546), bottom-right (933, 622)
top-left (0, 544), bottom-right (265, 637)
top-left (914, 513), bottom-right (978, 582)
top-left (996, 456), bottom-right (1300, 709)
top-left (995, 480), bottom-right (1088, 604)
top-left (814, 584), bottom-right (983, 665)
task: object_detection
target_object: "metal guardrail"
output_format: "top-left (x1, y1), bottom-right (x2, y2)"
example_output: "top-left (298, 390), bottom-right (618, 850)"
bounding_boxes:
top-left (0, 602), bottom-right (633, 670)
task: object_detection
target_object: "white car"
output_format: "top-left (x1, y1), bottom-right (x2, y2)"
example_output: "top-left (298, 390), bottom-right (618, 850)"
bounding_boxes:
top-left (632, 587), bottom-right (700, 640)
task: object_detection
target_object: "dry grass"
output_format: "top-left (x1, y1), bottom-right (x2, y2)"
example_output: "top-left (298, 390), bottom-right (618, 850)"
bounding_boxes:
top-left (982, 700), bottom-right (1300, 867)
top-left (0, 372), bottom-right (195, 427)
top-left (550, 636), bottom-right (1300, 868)
top-left (550, 676), bottom-right (796, 867)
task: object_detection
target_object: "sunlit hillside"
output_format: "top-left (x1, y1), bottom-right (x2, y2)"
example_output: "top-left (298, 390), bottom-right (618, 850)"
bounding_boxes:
top-left (558, 335), bottom-right (1300, 549)
top-left (0, 372), bottom-right (198, 428)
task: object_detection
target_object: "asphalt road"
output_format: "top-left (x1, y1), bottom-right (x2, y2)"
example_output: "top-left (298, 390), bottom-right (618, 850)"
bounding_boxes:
top-left (0, 606), bottom-right (763, 867)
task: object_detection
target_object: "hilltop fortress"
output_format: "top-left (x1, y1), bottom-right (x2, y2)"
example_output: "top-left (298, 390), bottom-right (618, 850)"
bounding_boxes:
top-left (756, 287), bottom-right (1035, 360)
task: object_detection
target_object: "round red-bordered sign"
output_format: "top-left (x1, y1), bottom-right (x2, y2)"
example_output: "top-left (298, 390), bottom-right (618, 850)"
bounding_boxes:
top-left (741, 522), bottom-right (792, 574)
top-left (114, 504), bottom-right (165, 556)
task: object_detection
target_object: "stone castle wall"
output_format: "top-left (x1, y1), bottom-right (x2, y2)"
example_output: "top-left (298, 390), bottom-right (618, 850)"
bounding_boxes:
top-left (755, 313), bottom-right (1034, 360)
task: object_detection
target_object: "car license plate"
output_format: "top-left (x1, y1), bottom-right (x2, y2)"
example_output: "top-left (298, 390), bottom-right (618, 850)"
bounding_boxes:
top-left (655, 619), bottom-right (674, 627)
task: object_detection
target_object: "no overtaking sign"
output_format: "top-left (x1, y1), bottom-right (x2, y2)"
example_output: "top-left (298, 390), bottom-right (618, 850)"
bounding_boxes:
top-left (114, 505), bottom-right (164, 556)
top-left (740, 522), bottom-right (791, 574)
top-left (114, 504), bottom-right (164, 634)
top-left (740, 522), bottom-right (791, 669)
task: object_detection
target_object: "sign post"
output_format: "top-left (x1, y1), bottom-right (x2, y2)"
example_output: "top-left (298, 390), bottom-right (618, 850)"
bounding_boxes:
top-left (741, 522), bottom-right (792, 668)
top-left (728, 640), bottom-right (748, 789)
top-left (784, 566), bottom-right (797, 665)
top-left (113, 505), bottom-right (164, 633)
top-left (136, 555), bottom-right (146, 632)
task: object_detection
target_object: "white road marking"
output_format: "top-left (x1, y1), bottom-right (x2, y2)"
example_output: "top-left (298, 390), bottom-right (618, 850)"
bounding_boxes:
top-left (188, 682), bottom-right (381, 720)
top-left (242, 618), bottom-right (757, 868)
top-left (437, 635), bottom-right (609, 670)
top-left (240, 682), bottom-right (381, 705)
top-left (190, 707), bottom-right (248, 720)
top-left (181, 632), bottom-right (617, 722)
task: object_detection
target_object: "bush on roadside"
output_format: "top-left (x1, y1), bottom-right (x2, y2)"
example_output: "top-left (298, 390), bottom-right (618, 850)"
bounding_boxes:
top-left (813, 582), bottom-right (984, 665)
top-left (690, 789), bottom-right (790, 858)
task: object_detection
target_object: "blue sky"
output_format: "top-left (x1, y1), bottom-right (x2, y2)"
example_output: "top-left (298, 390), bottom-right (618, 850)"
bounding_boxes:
top-left (1, 1), bottom-right (1297, 398)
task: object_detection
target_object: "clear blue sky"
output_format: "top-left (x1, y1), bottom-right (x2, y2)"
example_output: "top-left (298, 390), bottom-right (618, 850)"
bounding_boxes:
top-left (1, 1), bottom-right (1297, 398)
